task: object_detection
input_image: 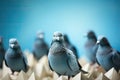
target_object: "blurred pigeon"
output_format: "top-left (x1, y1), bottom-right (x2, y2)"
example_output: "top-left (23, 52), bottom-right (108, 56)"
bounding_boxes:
top-left (5, 38), bottom-right (28, 74)
top-left (33, 31), bottom-right (49, 60)
top-left (96, 36), bottom-right (120, 71)
top-left (0, 37), bottom-right (5, 68)
top-left (63, 34), bottom-right (79, 59)
top-left (84, 30), bottom-right (98, 64)
top-left (48, 31), bottom-right (88, 80)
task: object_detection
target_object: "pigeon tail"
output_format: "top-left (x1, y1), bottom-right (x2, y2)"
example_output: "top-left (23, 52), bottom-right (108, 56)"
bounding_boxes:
top-left (81, 69), bottom-right (88, 74)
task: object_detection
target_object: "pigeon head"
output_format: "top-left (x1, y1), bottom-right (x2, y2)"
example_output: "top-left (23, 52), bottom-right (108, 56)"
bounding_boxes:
top-left (97, 36), bottom-right (111, 47)
top-left (36, 31), bottom-right (44, 39)
top-left (53, 31), bottom-right (64, 42)
top-left (9, 38), bottom-right (19, 49)
top-left (84, 30), bottom-right (97, 41)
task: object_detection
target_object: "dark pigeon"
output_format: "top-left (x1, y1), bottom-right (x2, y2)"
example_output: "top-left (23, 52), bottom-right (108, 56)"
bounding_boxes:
top-left (84, 30), bottom-right (98, 64)
top-left (96, 36), bottom-right (120, 71)
top-left (5, 38), bottom-right (28, 74)
top-left (0, 37), bottom-right (5, 68)
top-left (33, 31), bottom-right (49, 60)
top-left (48, 31), bottom-right (88, 80)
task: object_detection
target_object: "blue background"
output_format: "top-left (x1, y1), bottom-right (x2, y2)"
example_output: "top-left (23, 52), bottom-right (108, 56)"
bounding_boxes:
top-left (0, 0), bottom-right (120, 58)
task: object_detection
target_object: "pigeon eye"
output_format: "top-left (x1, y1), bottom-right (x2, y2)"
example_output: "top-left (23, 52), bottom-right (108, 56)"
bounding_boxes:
top-left (14, 42), bottom-right (18, 44)
top-left (59, 35), bottom-right (62, 37)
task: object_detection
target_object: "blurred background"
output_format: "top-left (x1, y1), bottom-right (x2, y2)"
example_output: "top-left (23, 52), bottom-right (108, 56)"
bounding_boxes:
top-left (0, 0), bottom-right (120, 58)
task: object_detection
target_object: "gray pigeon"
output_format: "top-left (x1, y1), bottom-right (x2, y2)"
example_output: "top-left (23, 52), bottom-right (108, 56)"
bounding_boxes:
top-left (84, 30), bottom-right (98, 64)
top-left (48, 31), bottom-right (87, 80)
top-left (96, 36), bottom-right (120, 71)
top-left (33, 31), bottom-right (49, 60)
top-left (63, 34), bottom-right (79, 59)
top-left (0, 37), bottom-right (5, 68)
top-left (5, 38), bottom-right (28, 74)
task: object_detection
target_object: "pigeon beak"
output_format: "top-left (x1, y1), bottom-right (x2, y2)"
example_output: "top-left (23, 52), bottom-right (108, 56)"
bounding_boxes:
top-left (38, 34), bottom-right (44, 39)
top-left (96, 41), bottom-right (100, 44)
top-left (56, 37), bottom-right (60, 41)
top-left (10, 44), bottom-right (15, 48)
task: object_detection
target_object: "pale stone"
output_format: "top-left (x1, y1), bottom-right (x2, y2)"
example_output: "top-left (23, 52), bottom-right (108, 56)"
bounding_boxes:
top-left (80, 72), bottom-right (89, 80)
top-left (42, 77), bottom-right (53, 80)
top-left (28, 72), bottom-right (35, 80)
top-left (95, 73), bottom-right (109, 80)
top-left (72, 72), bottom-right (89, 80)
top-left (105, 68), bottom-right (120, 80)
top-left (87, 70), bottom-right (100, 79)
top-left (26, 53), bottom-right (37, 69)
top-left (95, 66), bottom-right (106, 74)
top-left (27, 68), bottom-right (33, 77)
top-left (10, 74), bottom-right (17, 80)
top-left (82, 63), bottom-right (91, 72)
top-left (16, 71), bottom-right (28, 80)
top-left (2, 61), bottom-right (11, 77)
top-left (72, 73), bottom-right (81, 80)
top-left (1, 73), bottom-right (10, 80)
top-left (78, 58), bottom-right (88, 66)
top-left (0, 69), bottom-right (2, 78)
top-left (34, 56), bottom-right (53, 79)
top-left (53, 72), bottom-right (59, 80)
top-left (57, 76), bottom-right (67, 80)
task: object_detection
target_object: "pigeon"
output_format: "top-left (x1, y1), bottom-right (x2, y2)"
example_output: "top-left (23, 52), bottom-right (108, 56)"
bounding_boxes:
top-left (63, 34), bottom-right (79, 59)
top-left (33, 31), bottom-right (49, 60)
top-left (96, 36), bottom-right (120, 71)
top-left (5, 38), bottom-right (28, 74)
top-left (48, 31), bottom-right (88, 80)
top-left (84, 30), bottom-right (98, 64)
top-left (0, 37), bottom-right (5, 68)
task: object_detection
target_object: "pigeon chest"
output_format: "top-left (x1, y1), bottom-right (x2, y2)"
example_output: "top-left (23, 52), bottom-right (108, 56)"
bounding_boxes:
top-left (96, 52), bottom-right (113, 71)
top-left (6, 56), bottom-right (25, 71)
top-left (48, 53), bottom-right (69, 74)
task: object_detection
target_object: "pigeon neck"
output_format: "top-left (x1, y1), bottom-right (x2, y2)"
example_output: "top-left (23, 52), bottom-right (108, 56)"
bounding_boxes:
top-left (9, 47), bottom-right (22, 58)
top-left (99, 42), bottom-right (111, 48)
top-left (87, 38), bottom-right (97, 42)
top-left (50, 41), bottom-right (66, 55)
top-left (99, 45), bottom-right (112, 50)
top-left (52, 41), bottom-right (64, 46)
top-left (51, 40), bottom-right (63, 45)
top-left (87, 35), bottom-right (97, 41)
top-left (98, 45), bottom-right (112, 55)
top-left (36, 38), bottom-right (44, 41)
top-left (10, 46), bottom-right (21, 51)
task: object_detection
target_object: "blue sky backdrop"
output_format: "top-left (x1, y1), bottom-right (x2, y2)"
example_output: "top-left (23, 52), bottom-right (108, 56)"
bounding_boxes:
top-left (0, 0), bottom-right (120, 57)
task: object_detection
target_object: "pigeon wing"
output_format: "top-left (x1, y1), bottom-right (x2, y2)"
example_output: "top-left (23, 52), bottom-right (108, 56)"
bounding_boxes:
top-left (71, 46), bottom-right (78, 58)
top-left (48, 60), bottom-right (54, 71)
top-left (67, 49), bottom-right (80, 71)
top-left (22, 53), bottom-right (28, 71)
top-left (112, 50), bottom-right (120, 67)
